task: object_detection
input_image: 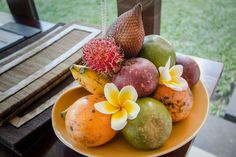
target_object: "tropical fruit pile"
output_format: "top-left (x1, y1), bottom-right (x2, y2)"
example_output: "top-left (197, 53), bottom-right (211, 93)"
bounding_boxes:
top-left (62, 3), bottom-right (201, 150)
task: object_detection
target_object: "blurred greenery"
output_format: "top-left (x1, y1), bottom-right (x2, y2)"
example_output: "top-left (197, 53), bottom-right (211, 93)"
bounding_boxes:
top-left (0, 0), bottom-right (9, 12)
top-left (161, 0), bottom-right (236, 116)
top-left (1, 0), bottom-right (235, 116)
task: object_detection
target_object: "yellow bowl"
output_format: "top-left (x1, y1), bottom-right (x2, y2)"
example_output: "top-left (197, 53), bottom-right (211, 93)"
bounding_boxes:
top-left (52, 81), bottom-right (209, 157)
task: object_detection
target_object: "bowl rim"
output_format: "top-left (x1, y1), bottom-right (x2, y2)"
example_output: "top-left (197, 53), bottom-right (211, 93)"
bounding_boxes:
top-left (52, 81), bottom-right (209, 157)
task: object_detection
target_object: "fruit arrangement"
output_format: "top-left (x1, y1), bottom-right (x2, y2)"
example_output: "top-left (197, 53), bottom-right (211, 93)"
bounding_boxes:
top-left (62, 3), bottom-right (201, 150)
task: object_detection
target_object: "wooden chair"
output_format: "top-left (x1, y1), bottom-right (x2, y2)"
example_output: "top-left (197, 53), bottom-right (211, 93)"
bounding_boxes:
top-left (6, 0), bottom-right (39, 20)
top-left (117, 0), bottom-right (161, 35)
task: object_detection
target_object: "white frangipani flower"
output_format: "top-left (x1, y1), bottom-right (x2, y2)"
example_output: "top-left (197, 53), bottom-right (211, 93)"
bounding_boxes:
top-left (159, 57), bottom-right (188, 91)
top-left (95, 83), bottom-right (140, 131)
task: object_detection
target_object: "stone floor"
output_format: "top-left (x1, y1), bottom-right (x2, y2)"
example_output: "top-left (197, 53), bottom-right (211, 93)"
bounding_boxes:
top-left (188, 146), bottom-right (217, 157)
top-left (191, 85), bottom-right (236, 157)
top-left (224, 85), bottom-right (236, 123)
top-left (193, 115), bottom-right (236, 157)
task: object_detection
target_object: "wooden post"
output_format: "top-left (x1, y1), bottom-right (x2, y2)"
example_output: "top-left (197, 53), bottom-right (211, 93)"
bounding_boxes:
top-left (6, 0), bottom-right (39, 20)
top-left (117, 0), bottom-right (161, 35)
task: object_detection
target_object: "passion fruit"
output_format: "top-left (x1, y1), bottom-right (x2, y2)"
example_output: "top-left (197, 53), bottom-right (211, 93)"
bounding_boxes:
top-left (112, 57), bottom-right (158, 97)
top-left (153, 85), bottom-right (193, 122)
top-left (122, 97), bottom-right (172, 150)
top-left (176, 54), bottom-right (200, 88)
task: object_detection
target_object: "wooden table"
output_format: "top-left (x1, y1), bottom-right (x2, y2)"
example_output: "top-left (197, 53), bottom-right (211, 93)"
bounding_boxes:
top-left (0, 53), bottom-right (223, 157)
top-left (0, 12), bottom-right (224, 157)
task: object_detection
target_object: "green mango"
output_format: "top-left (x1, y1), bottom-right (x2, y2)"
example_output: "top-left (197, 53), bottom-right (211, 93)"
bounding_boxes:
top-left (139, 35), bottom-right (176, 68)
top-left (122, 97), bottom-right (172, 150)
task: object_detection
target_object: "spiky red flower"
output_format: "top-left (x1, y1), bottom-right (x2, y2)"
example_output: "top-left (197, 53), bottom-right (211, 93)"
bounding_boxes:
top-left (83, 38), bottom-right (124, 75)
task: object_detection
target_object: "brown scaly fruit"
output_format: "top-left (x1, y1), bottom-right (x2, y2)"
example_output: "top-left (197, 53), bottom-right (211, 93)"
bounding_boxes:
top-left (106, 3), bottom-right (145, 58)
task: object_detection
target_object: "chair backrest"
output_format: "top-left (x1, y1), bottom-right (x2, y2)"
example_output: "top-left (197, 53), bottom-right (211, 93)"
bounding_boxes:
top-left (116, 0), bottom-right (161, 35)
top-left (6, 0), bottom-right (39, 20)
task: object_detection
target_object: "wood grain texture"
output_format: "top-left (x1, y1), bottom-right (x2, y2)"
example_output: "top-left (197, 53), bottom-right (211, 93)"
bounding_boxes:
top-left (0, 26), bottom-right (62, 66)
top-left (0, 24), bottom-right (101, 125)
top-left (0, 70), bottom-right (71, 126)
top-left (9, 81), bottom-right (78, 127)
top-left (0, 76), bottom-right (76, 156)
top-left (0, 25), bottom-right (97, 74)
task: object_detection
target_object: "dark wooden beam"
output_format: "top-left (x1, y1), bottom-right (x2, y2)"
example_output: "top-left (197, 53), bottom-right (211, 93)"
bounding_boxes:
top-left (117, 0), bottom-right (161, 35)
top-left (6, 0), bottom-right (39, 20)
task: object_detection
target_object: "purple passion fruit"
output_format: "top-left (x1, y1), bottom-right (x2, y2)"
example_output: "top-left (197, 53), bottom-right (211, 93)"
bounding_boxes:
top-left (112, 57), bottom-right (158, 97)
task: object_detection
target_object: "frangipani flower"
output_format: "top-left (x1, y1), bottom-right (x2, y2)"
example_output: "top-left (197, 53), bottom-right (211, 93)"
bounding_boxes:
top-left (159, 57), bottom-right (188, 91)
top-left (94, 83), bottom-right (140, 131)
